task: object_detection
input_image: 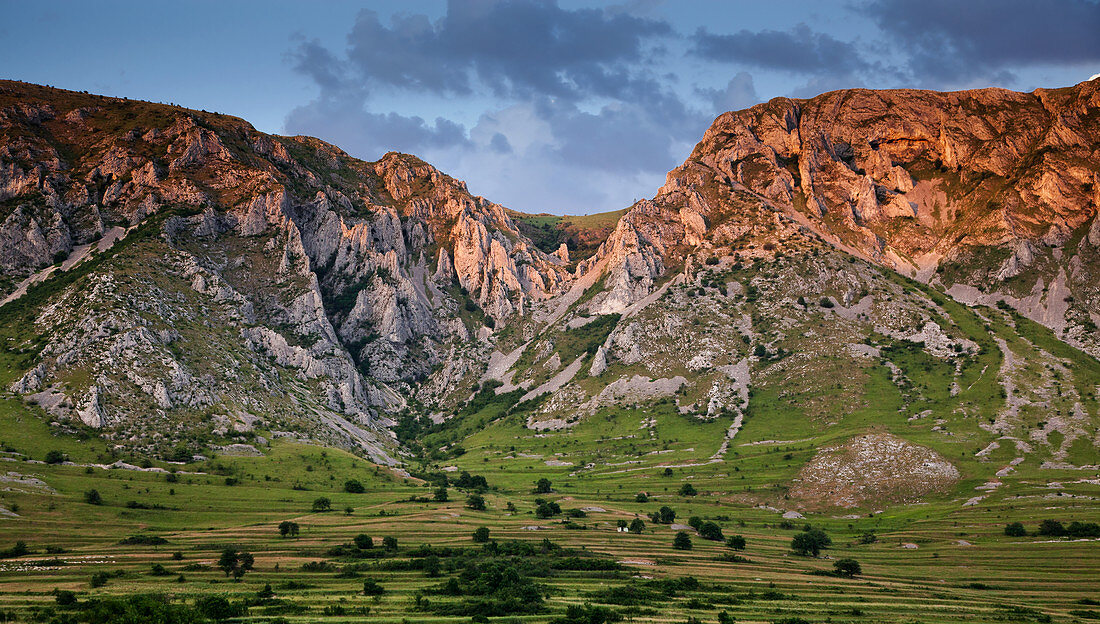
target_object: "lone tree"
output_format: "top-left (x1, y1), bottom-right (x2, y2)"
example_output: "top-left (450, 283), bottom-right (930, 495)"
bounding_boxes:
top-left (699, 521), bottom-right (725, 541)
top-left (277, 521), bottom-right (300, 538)
top-left (1004, 522), bottom-right (1027, 537)
top-left (382, 536), bottom-right (398, 551)
top-left (83, 489), bottom-right (102, 505)
top-left (629, 518), bottom-right (646, 534)
top-left (726, 535), bottom-right (746, 550)
top-left (45, 450), bottom-right (66, 464)
top-left (791, 528), bottom-right (831, 557)
top-left (344, 479), bottom-right (365, 493)
top-left (679, 483), bottom-right (698, 496)
top-left (673, 531), bottom-right (693, 550)
top-left (354, 534), bottom-right (373, 550)
top-left (473, 527), bottom-right (490, 543)
top-left (466, 494), bottom-right (486, 511)
top-left (635, 492), bottom-right (649, 503)
top-left (311, 497), bottom-right (332, 513)
top-left (833, 558), bottom-right (862, 578)
top-left (217, 548), bottom-right (254, 579)
top-left (655, 506), bottom-right (676, 524)
top-left (534, 478), bottom-right (553, 494)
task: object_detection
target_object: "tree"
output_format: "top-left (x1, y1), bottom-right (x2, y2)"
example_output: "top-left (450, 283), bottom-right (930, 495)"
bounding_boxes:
top-left (473, 527), bottom-right (490, 543)
top-left (217, 548), bottom-right (254, 579)
top-left (699, 521), bottom-right (724, 541)
top-left (363, 579), bottom-right (386, 596)
top-left (344, 479), bottom-right (365, 493)
top-left (278, 521), bottom-right (300, 538)
top-left (629, 518), bottom-right (646, 534)
top-left (311, 497), bottom-right (332, 512)
top-left (433, 486), bottom-right (449, 502)
top-left (354, 534), bottom-right (374, 550)
top-left (535, 478), bottom-right (552, 494)
top-left (679, 483), bottom-right (697, 496)
top-left (833, 558), bottom-right (862, 578)
top-left (673, 531), bottom-right (693, 550)
top-left (791, 528), bottom-right (831, 557)
top-left (84, 489), bottom-right (102, 505)
top-left (45, 450), bottom-right (66, 464)
top-left (726, 535), bottom-right (746, 550)
top-left (688, 516), bottom-right (704, 531)
top-left (1037, 519), bottom-right (1067, 536)
top-left (382, 536), bottom-right (398, 551)
top-left (658, 506), bottom-right (676, 524)
top-left (1004, 522), bottom-right (1027, 537)
top-left (467, 494), bottom-right (486, 511)
top-left (663, 468), bottom-right (674, 477)
top-left (635, 492), bottom-right (648, 503)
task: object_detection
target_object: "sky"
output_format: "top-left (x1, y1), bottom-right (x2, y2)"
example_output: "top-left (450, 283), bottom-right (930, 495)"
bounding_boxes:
top-left (2, 1), bottom-right (1099, 215)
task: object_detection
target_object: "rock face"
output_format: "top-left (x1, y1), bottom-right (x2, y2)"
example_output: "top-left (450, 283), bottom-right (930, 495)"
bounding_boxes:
top-left (568, 80), bottom-right (1100, 355)
top-left (1, 78), bottom-right (1099, 471)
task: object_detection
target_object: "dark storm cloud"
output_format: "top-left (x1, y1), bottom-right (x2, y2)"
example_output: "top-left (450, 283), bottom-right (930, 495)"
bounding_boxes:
top-left (339, 0), bottom-right (673, 100)
top-left (689, 24), bottom-right (870, 74)
top-left (864, 0), bottom-right (1100, 84)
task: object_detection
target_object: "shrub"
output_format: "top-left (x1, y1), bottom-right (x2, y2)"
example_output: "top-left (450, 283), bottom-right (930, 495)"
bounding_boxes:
top-left (1067, 521), bottom-right (1100, 538)
top-left (344, 479), bottom-right (365, 493)
top-left (467, 494), bottom-right (487, 511)
top-left (44, 450), bottom-right (66, 464)
top-left (678, 483), bottom-right (697, 496)
top-left (382, 536), bottom-right (398, 551)
top-left (473, 527), bottom-right (491, 543)
top-left (635, 492), bottom-right (648, 503)
top-left (1004, 522), bottom-right (1027, 537)
top-left (535, 478), bottom-right (553, 493)
top-left (434, 486), bottom-right (449, 502)
top-left (673, 532), bottom-right (692, 550)
top-left (819, 297), bottom-right (834, 308)
top-left (311, 497), bottom-right (332, 512)
top-left (84, 489), bottom-right (103, 505)
top-left (0, 542), bottom-right (30, 559)
top-left (363, 579), bottom-right (386, 596)
top-left (726, 535), bottom-right (746, 550)
top-left (833, 558), bottom-right (862, 578)
top-left (354, 534), bottom-right (374, 550)
top-left (54, 590), bottom-right (77, 606)
top-left (688, 516), bottom-right (703, 531)
top-left (629, 518), bottom-right (645, 534)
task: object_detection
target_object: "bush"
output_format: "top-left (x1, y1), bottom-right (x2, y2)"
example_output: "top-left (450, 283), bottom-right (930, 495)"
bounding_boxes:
top-left (1067, 521), bottom-right (1100, 538)
top-left (118, 535), bottom-right (168, 546)
top-left (383, 536), bottom-right (398, 551)
top-left (196, 595), bottom-right (247, 621)
top-left (344, 479), bottom-right (365, 493)
top-left (467, 494), bottom-right (487, 511)
top-left (54, 590), bottom-right (77, 606)
top-left (311, 497), bottom-right (332, 512)
top-left (0, 542), bottom-right (30, 559)
top-left (1004, 522), bottom-right (1027, 537)
top-left (535, 478), bottom-right (553, 494)
top-left (45, 450), bottom-right (66, 464)
top-left (833, 558), bottom-right (862, 578)
top-left (473, 527), bottom-right (491, 543)
top-left (84, 489), bottom-right (103, 505)
top-left (150, 563), bottom-right (171, 576)
top-left (819, 297), bottom-right (834, 308)
top-left (354, 534), bottom-right (374, 549)
top-left (791, 528), bottom-right (831, 557)
top-left (651, 506), bottom-right (676, 524)
top-left (434, 486), bottom-right (449, 502)
top-left (678, 483), bottom-right (697, 496)
top-left (629, 518), bottom-right (645, 534)
top-left (553, 602), bottom-right (623, 624)
top-left (726, 535), bottom-right (746, 550)
top-left (363, 579), bottom-right (386, 595)
top-left (673, 532), bottom-right (692, 550)
top-left (688, 516), bottom-right (703, 530)
top-left (634, 492), bottom-right (648, 503)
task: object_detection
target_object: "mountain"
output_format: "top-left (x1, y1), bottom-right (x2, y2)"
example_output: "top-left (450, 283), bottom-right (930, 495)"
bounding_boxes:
top-left (1, 79), bottom-right (1098, 496)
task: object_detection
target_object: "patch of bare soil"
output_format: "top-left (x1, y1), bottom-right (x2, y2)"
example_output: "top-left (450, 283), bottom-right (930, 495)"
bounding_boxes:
top-left (789, 432), bottom-right (959, 508)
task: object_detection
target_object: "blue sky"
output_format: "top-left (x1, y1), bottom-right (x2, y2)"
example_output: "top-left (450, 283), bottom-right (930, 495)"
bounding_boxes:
top-left (3, 0), bottom-right (1098, 215)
